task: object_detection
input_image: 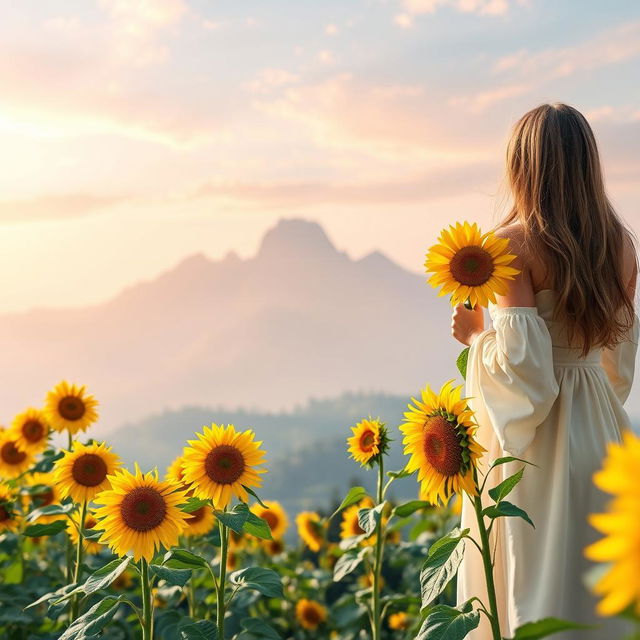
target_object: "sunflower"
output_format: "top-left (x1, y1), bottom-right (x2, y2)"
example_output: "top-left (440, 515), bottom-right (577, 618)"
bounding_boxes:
top-left (340, 497), bottom-right (376, 544)
top-left (25, 472), bottom-right (64, 523)
top-left (296, 511), bottom-right (324, 552)
top-left (68, 512), bottom-right (103, 555)
top-left (10, 408), bottom-right (50, 455)
top-left (296, 599), bottom-right (327, 631)
top-left (0, 433), bottom-right (34, 480)
top-left (54, 441), bottom-right (121, 504)
top-left (44, 381), bottom-right (98, 435)
top-left (251, 500), bottom-right (288, 539)
top-left (0, 484), bottom-right (21, 533)
top-left (400, 380), bottom-right (484, 505)
top-left (347, 418), bottom-right (386, 467)
top-left (263, 538), bottom-right (285, 555)
top-left (425, 221), bottom-right (520, 308)
top-left (585, 430), bottom-right (640, 616)
top-left (165, 455), bottom-right (191, 492)
top-left (388, 611), bottom-right (410, 631)
top-left (182, 505), bottom-right (216, 538)
top-left (181, 424), bottom-right (266, 509)
top-left (93, 467), bottom-right (190, 562)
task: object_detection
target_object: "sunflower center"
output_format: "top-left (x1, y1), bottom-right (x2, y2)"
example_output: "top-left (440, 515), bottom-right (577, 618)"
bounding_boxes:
top-left (261, 510), bottom-right (280, 531)
top-left (302, 606), bottom-right (322, 626)
top-left (0, 505), bottom-right (10, 522)
top-left (1, 442), bottom-right (26, 465)
top-left (204, 445), bottom-right (245, 484)
top-left (22, 420), bottom-right (45, 442)
top-left (58, 396), bottom-right (86, 421)
top-left (84, 516), bottom-right (98, 529)
top-left (268, 539), bottom-right (284, 554)
top-left (187, 506), bottom-right (206, 524)
top-left (423, 415), bottom-right (463, 477)
top-left (449, 245), bottom-right (494, 286)
top-left (72, 454), bottom-right (108, 487)
top-left (120, 487), bottom-right (167, 532)
top-left (359, 430), bottom-right (376, 452)
top-left (33, 489), bottom-right (55, 508)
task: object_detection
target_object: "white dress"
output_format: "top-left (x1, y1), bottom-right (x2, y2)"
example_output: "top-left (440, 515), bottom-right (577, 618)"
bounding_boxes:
top-left (457, 289), bottom-right (639, 640)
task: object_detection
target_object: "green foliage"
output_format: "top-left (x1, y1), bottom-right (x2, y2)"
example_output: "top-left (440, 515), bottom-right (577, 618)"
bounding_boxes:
top-left (456, 347), bottom-right (470, 379)
top-left (420, 528), bottom-right (469, 609)
top-left (330, 486), bottom-right (368, 519)
top-left (179, 619), bottom-right (218, 639)
top-left (417, 600), bottom-right (480, 640)
top-left (23, 519), bottom-right (68, 536)
top-left (483, 501), bottom-right (535, 528)
top-left (229, 567), bottom-right (284, 598)
top-left (357, 502), bottom-right (386, 535)
top-left (333, 547), bottom-right (369, 582)
top-left (488, 468), bottom-right (525, 504)
top-left (509, 617), bottom-right (593, 639)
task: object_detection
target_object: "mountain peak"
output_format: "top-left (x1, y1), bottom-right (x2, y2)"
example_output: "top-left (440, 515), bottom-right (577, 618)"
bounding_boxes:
top-left (257, 218), bottom-right (337, 260)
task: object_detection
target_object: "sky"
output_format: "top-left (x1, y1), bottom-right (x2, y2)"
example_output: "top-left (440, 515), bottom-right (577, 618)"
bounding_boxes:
top-left (0, 0), bottom-right (639, 313)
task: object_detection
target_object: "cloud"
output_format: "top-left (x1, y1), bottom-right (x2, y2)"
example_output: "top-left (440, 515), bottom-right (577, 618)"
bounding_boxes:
top-left (401, 0), bottom-right (514, 16)
top-left (451, 21), bottom-right (640, 112)
top-left (191, 162), bottom-right (499, 209)
top-left (253, 73), bottom-right (495, 164)
top-left (0, 194), bottom-right (126, 223)
top-left (493, 21), bottom-right (640, 81)
top-left (244, 68), bottom-right (300, 94)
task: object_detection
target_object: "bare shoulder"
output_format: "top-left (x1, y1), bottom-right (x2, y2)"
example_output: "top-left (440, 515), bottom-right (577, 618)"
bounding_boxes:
top-left (492, 223), bottom-right (536, 306)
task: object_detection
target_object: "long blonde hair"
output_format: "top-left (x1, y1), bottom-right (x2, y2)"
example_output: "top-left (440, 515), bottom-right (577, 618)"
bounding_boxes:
top-left (502, 102), bottom-right (635, 356)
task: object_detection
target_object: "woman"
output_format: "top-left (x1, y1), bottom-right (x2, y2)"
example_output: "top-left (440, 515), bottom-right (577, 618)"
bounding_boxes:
top-left (452, 103), bottom-right (638, 639)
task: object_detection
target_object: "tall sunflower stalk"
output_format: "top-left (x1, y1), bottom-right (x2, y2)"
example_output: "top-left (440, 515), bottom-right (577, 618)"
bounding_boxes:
top-left (181, 423), bottom-right (267, 640)
top-left (345, 418), bottom-right (390, 640)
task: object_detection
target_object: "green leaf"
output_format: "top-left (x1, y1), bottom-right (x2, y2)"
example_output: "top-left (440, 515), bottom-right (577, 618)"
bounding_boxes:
top-left (330, 486), bottom-right (368, 520)
top-left (180, 497), bottom-right (210, 514)
top-left (151, 564), bottom-right (193, 587)
top-left (357, 503), bottom-right (386, 535)
top-left (229, 567), bottom-right (283, 598)
top-left (242, 485), bottom-right (270, 510)
top-left (23, 520), bottom-right (68, 537)
top-left (58, 596), bottom-right (123, 640)
top-left (179, 620), bottom-right (218, 639)
top-left (58, 556), bottom-right (131, 603)
top-left (214, 503), bottom-right (250, 534)
top-left (83, 528), bottom-right (104, 541)
top-left (243, 511), bottom-right (273, 540)
top-left (386, 466), bottom-right (414, 479)
top-left (510, 617), bottom-right (593, 639)
top-left (489, 456), bottom-right (536, 470)
top-left (240, 618), bottom-right (281, 639)
top-left (392, 500), bottom-right (431, 518)
top-left (420, 528), bottom-right (468, 609)
top-left (456, 347), bottom-right (470, 380)
top-left (488, 468), bottom-right (525, 504)
top-left (163, 548), bottom-right (210, 570)
top-left (333, 547), bottom-right (369, 582)
top-left (26, 583), bottom-right (79, 610)
top-left (417, 600), bottom-right (480, 640)
top-left (483, 501), bottom-right (535, 528)
top-left (26, 502), bottom-right (75, 522)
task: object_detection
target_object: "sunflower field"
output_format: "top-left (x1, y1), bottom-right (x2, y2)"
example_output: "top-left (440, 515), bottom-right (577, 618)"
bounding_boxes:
top-left (0, 223), bottom-right (638, 640)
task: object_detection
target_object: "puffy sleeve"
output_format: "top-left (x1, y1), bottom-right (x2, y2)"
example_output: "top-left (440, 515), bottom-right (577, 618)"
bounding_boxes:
top-left (600, 315), bottom-right (639, 404)
top-left (466, 307), bottom-right (560, 457)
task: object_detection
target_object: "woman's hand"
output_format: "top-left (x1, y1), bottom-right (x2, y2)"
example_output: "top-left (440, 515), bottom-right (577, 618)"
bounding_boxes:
top-left (451, 304), bottom-right (485, 346)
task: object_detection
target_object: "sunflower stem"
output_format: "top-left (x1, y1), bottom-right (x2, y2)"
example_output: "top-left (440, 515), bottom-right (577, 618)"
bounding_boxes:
top-left (70, 500), bottom-right (87, 621)
top-left (472, 480), bottom-right (501, 640)
top-left (217, 516), bottom-right (229, 639)
top-left (372, 456), bottom-right (385, 640)
top-left (140, 557), bottom-right (154, 640)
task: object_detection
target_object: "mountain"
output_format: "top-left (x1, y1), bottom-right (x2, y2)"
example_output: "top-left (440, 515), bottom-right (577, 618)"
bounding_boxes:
top-left (0, 218), bottom-right (460, 433)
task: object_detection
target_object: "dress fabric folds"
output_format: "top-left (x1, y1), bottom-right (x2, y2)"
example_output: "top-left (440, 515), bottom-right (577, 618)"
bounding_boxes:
top-left (457, 289), bottom-right (639, 640)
